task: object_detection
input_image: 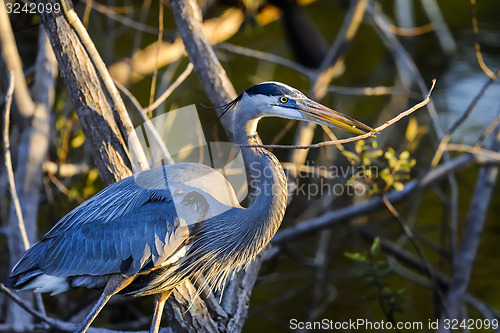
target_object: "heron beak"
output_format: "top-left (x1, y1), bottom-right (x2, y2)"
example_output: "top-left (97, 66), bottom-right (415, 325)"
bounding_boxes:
top-left (297, 99), bottom-right (377, 136)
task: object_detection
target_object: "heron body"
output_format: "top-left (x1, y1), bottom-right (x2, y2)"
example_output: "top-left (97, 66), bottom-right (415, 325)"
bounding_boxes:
top-left (7, 82), bottom-right (374, 332)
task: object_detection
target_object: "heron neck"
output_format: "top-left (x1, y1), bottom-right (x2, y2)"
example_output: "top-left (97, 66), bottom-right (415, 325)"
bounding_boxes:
top-left (233, 116), bottom-right (288, 250)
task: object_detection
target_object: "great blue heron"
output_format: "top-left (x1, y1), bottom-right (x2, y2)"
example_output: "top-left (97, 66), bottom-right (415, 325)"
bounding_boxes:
top-left (7, 82), bottom-right (374, 333)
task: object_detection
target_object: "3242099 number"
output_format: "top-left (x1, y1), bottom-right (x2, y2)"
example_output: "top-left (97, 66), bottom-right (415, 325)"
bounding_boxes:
top-left (443, 319), bottom-right (498, 330)
top-left (5, 2), bottom-right (61, 14)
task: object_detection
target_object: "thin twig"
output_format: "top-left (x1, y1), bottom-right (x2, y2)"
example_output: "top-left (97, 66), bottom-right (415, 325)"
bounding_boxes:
top-left (116, 65), bottom-right (193, 166)
top-left (85, 0), bottom-right (172, 36)
top-left (387, 23), bottom-right (435, 36)
top-left (0, 1), bottom-right (35, 117)
top-left (3, 71), bottom-right (30, 251)
top-left (470, 0), bottom-right (497, 80)
top-left (381, 196), bottom-right (446, 312)
top-left (444, 143), bottom-right (500, 162)
top-left (148, 2), bottom-right (163, 107)
top-left (328, 85), bottom-right (420, 99)
top-left (0, 283), bottom-right (154, 333)
top-left (464, 294), bottom-right (500, 322)
top-left (217, 43), bottom-right (314, 79)
top-left (475, 109), bottom-right (500, 145)
top-left (420, 0), bottom-right (456, 53)
top-left (83, 0), bottom-right (92, 27)
top-left (442, 125), bottom-right (500, 323)
top-left (268, 120), bottom-right (295, 148)
top-left (431, 68), bottom-right (500, 167)
top-left (240, 79), bottom-right (436, 150)
top-left (369, 2), bottom-right (459, 266)
top-left (47, 173), bottom-right (84, 204)
top-left (0, 283), bottom-right (55, 327)
top-left (369, 3), bottom-right (443, 140)
top-left (143, 62), bottom-right (194, 114)
top-left (313, 0), bottom-right (369, 99)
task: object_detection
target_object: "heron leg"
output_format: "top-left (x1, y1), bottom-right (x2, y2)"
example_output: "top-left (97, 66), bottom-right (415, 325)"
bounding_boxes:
top-left (74, 274), bottom-right (135, 333)
top-left (149, 291), bottom-right (172, 333)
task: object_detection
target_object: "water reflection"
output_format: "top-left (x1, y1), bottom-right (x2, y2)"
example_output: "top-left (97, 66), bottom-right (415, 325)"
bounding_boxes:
top-left (438, 43), bottom-right (500, 143)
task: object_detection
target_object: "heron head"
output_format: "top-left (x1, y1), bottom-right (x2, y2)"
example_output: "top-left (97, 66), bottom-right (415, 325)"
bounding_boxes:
top-left (236, 81), bottom-right (375, 135)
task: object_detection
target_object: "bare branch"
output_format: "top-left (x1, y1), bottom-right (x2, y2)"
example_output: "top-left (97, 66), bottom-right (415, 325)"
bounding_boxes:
top-left (3, 72), bottom-right (29, 251)
top-left (0, 2), bottom-right (35, 117)
top-left (144, 62), bottom-right (194, 115)
top-left (0, 283), bottom-right (174, 332)
top-left (444, 143), bottom-right (500, 162)
top-left (0, 283), bottom-right (55, 328)
top-left (475, 109), bottom-right (500, 145)
top-left (328, 85), bottom-right (420, 99)
top-left (114, 65), bottom-right (195, 166)
top-left (170, 0), bottom-right (237, 139)
top-left (368, 3), bottom-right (444, 140)
top-left (108, 8), bottom-right (244, 86)
top-left (217, 43), bottom-right (314, 79)
top-left (148, 3), bottom-right (164, 107)
top-left (84, 0), bottom-right (168, 35)
top-left (272, 152), bottom-right (481, 246)
top-left (312, 0), bottom-right (369, 99)
top-left (470, 0), bottom-right (497, 80)
top-left (36, 0), bottom-right (134, 185)
top-left (442, 125), bottom-right (500, 323)
top-left (43, 161), bottom-right (90, 178)
top-left (387, 23), bottom-right (435, 36)
top-left (58, 1), bottom-right (149, 172)
top-left (381, 196), bottom-right (446, 309)
top-left (420, 0), bottom-right (456, 53)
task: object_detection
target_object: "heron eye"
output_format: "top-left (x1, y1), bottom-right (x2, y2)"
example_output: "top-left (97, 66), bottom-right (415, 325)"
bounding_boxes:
top-left (280, 96), bottom-right (288, 103)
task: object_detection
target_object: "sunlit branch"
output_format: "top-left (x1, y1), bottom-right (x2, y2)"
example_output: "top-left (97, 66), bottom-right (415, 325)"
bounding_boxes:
top-left (387, 23), bottom-right (435, 36)
top-left (3, 72), bottom-right (30, 251)
top-left (471, 0), bottom-right (497, 80)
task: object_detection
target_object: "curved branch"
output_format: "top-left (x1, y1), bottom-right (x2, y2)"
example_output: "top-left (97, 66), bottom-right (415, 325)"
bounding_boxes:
top-left (170, 0), bottom-right (237, 140)
top-left (35, 0), bottom-right (133, 185)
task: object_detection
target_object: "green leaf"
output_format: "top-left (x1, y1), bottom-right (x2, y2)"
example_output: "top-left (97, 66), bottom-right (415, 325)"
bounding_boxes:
top-left (367, 149), bottom-right (383, 158)
top-left (370, 237), bottom-right (381, 256)
top-left (384, 148), bottom-right (396, 160)
top-left (365, 169), bottom-right (372, 178)
top-left (355, 140), bottom-right (365, 154)
top-left (87, 169), bottom-right (100, 183)
top-left (405, 117), bottom-right (418, 142)
top-left (344, 252), bottom-right (368, 262)
top-left (393, 182), bottom-right (404, 191)
top-left (399, 151), bottom-right (410, 160)
top-left (71, 132), bottom-right (85, 148)
top-left (56, 116), bottom-right (66, 131)
top-left (342, 151), bottom-right (360, 162)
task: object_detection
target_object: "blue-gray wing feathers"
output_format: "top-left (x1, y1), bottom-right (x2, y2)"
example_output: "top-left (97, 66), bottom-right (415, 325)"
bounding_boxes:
top-left (10, 169), bottom-right (188, 283)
